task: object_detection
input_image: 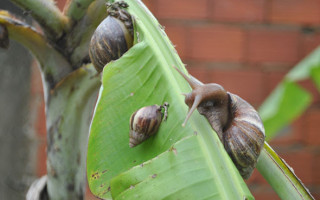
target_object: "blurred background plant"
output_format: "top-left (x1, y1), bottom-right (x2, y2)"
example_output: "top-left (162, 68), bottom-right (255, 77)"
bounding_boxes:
top-left (0, 0), bottom-right (319, 199)
top-left (0, 1), bottom-right (34, 199)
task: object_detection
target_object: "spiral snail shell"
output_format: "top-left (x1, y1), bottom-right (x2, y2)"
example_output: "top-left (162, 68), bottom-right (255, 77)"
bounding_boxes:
top-left (174, 66), bottom-right (265, 179)
top-left (129, 103), bottom-right (169, 148)
top-left (89, 1), bottom-right (133, 72)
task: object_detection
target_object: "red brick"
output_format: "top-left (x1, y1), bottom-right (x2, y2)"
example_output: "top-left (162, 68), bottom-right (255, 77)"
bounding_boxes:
top-left (56, 0), bottom-right (66, 11)
top-left (263, 70), bottom-right (286, 99)
top-left (35, 100), bottom-right (47, 137)
top-left (305, 109), bottom-right (320, 146)
top-left (189, 25), bottom-right (245, 61)
top-left (314, 153), bottom-right (320, 184)
top-left (297, 79), bottom-right (320, 104)
top-left (163, 24), bottom-right (188, 59)
top-left (30, 62), bottom-right (43, 95)
top-left (155, 0), bottom-right (208, 20)
top-left (210, 0), bottom-right (265, 23)
top-left (250, 185), bottom-right (280, 200)
top-left (300, 32), bottom-right (320, 59)
top-left (279, 151), bottom-right (313, 184)
top-left (186, 65), bottom-right (211, 83)
top-left (269, 117), bottom-right (304, 146)
top-left (208, 69), bottom-right (264, 104)
top-left (141, 0), bottom-right (156, 14)
top-left (252, 191), bottom-right (280, 200)
top-left (312, 192), bottom-right (320, 200)
top-left (86, 184), bottom-right (100, 200)
top-left (270, 0), bottom-right (320, 25)
top-left (37, 141), bottom-right (47, 176)
top-left (246, 169), bottom-right (269, 185)
top-left (247, 29), bottom-right (300, 64)
top-left (30, 61), bottom-right (47, 137)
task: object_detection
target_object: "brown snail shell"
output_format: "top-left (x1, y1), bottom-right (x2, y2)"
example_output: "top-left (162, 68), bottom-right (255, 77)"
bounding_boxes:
top-left (222, 94), bottom-right (265, 178)
top-left (129, 103), bottom-right (169, 148)
top-left (174, 66), bottom-right (265, 179)
top-left (89, 1), bottom-right (133, 72)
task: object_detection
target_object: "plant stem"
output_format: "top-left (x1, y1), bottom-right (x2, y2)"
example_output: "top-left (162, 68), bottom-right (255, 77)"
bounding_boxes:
top-left (46, 64), bottom-right (100, 199)
top-left (67, 0), bottom-right (108, 67)
top-left (10, 0), bottom-right (68, 40)
top-left (65, 0), bottom-right (95, 21)
top-left (257, 142), bottom-right (314, 200)
top-left (0, 11), bottom-right (72, 89)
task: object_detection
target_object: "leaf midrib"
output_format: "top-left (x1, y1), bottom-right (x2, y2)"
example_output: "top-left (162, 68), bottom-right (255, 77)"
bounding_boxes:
top-left (127, 1), bottom-right (248, 199)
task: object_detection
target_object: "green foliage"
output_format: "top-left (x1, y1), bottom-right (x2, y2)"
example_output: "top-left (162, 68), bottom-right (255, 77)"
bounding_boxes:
top-left (257, 143), bottom-right (314, 200)
top-left (1, 0), bottom-right (107, 199)
top-left (259, 80), bottom-right (311, 140)
top-left (287, 46), bottom-right (320, 81)
top-left (87, 1), bottom-right (252, 199)
top-left (111, 136), bottom-right (242, 200)
top-left (87, 0), bottom-right (319, 199)
top-left (311, 65), bottom-right (320, 91)
top-left (259, 46), bottom-right (320, 140)
top-left (3, 0), bottom-right (318, 199)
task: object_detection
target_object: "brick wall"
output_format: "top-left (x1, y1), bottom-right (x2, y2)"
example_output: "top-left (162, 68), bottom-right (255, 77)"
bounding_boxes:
top-left (31, 0), bottom-right (320, 199)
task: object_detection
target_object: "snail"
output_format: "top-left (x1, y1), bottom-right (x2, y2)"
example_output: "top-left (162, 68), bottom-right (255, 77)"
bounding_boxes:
top-left (0, 24), bottom-right (9, 49)
top-left (89, 1), bottom-right (134, 72)
top-left (129, 103), bottom-right (169, 148)
top-left (174, 66), bottom-right (265, 179)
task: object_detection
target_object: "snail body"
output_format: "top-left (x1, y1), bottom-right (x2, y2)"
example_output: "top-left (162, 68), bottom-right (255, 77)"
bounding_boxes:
top-left (89, 1), bottom-right (133, 72)
top-left (175, 67), bottom-right (265, 179)
top-left (129, 103), bottom-right (169, 148)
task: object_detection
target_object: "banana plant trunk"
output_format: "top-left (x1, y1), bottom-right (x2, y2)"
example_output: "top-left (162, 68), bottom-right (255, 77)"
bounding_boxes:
top-left (26, 65), bottom-right (100, 200)
top-left (44, 65), bottom-right (100, 199)
top-left (0, 0), bottom-right (108, 199)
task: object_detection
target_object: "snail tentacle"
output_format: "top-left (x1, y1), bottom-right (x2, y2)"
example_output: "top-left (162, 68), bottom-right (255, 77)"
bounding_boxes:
top-left (174, 67), bottom-right (265, 179)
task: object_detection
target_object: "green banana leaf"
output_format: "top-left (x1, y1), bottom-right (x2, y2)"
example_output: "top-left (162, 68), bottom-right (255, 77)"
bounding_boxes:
top-left (258, 46), bottom-right (320, 139)
top-left (259, 80), bottom-right (311, 139)
top-left (310, 65), bottom-right (320, 91)
top-left (257, 143), bottom-right (314, 200)
top-left (287, 46), bottom-right (320, 81)
top-left (87, 0), bottom-right (252, 199)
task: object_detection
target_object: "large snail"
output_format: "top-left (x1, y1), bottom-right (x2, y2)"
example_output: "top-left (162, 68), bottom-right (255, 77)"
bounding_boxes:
top-left (129, 103), bottom-right (169, 148)
top-left (89, 1), bottom-right (133, 72)
top-left (174, 67), bottom-right (265, 179)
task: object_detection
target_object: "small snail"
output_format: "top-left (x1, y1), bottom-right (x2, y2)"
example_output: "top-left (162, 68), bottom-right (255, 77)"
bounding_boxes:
top-left (0, 24), bottom-right (9, 49)
top-left (89, 1), bottom-right (134, 72)
top-left (174, 67), bottom-right (265, 179)
top-left (129, 103), bottom-right (169, 148)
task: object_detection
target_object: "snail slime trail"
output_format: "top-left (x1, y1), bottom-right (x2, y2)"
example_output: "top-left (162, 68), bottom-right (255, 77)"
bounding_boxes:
top-left (129, 103), bottom-right (169, 148)
top-left (174, 66), bottom-right (265, 179)
top-left (89, 1), bottom-right (134, 72)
